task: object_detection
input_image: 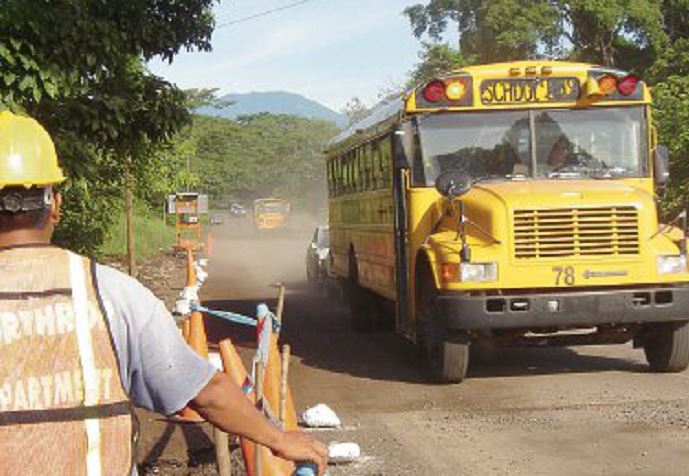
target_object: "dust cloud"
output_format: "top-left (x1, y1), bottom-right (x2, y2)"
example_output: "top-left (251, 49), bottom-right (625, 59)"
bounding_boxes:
top-left (201, 210), bottom-right (325, 303)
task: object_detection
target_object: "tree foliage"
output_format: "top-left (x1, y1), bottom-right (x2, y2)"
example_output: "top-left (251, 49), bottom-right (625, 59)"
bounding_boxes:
top-left (403, 0), bottom-right (665, 68)
top-left (408, 42), bottom-right (472, 86)
top-left (181, 114), bottom-right (339, 214)
top-left (0, 0), bottom-right (216, 255)
top-left (341, 97), bottom-right (370, 126)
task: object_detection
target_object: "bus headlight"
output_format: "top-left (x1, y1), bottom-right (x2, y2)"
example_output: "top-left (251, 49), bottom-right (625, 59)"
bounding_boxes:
top-left (460, 262), bottom-right (498, 282)
top-left (657, 255), bottom-right (688, 275)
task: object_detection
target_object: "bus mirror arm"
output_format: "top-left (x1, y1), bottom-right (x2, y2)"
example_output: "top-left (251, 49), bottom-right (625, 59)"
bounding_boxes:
top-left (455, 199), bottom-right (472, 262)
top-left (651, 208), bottom-right (688, 258)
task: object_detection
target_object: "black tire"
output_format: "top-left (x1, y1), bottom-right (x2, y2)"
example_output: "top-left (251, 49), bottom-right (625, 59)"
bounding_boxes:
top-left (415, 262), bottom-right (469, 383)
top-left (347, 255), bottom-right (379, 332)
top-left (643, 321), bottom-right (689, 372)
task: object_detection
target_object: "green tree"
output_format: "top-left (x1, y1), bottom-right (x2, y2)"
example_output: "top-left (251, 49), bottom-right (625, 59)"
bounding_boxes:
top-left (0, 0), bottom-right (216, 255)
top-left (403, 1), bottom-right (666, 68)
top-left (341, 97), bottom-right (370, 126)
top-left (182, 113), bottom-right (339, 214)
top-left (404, 1), bottom-right (561, 62)
top-left (408, 42), bottom-right (472, 86)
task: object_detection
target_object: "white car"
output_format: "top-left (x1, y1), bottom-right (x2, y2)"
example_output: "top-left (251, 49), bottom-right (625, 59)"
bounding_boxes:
top-left (306, 226), bottom-right (330, 283)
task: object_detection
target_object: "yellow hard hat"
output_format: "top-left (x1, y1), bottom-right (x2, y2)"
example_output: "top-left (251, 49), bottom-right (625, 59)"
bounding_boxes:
top-left (0, 110), bottom-right (66, 189)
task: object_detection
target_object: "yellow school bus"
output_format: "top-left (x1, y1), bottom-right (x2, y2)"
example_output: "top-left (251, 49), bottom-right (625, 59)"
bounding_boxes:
top-left (326, 60), bottom-right (689, 382)
top-left (253, 198), bottom-right (291, 231)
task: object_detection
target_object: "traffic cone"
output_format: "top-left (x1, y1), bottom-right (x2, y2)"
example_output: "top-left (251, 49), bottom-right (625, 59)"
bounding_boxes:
top-left (205, 232), bottom-right (214, 257)
top-left (186, 247), bottom-right (197, 286)
top-left (263, 334), bottom-right (298, 431)
top-left (218, 339), bottom-right (294, 476)
top-left (187, 310), bottom-right (208, 358)
top-left (183, 319), bottom-right (190, 341)
top-left (176, 247), bottom-right (207, 422)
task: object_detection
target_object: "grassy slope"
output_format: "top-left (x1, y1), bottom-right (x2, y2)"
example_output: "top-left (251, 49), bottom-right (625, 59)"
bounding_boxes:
top-left (100, 207), bottom-right (175, 258)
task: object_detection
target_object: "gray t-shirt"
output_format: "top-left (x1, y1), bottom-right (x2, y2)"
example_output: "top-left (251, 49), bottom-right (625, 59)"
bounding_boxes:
top-left (95, 263), bottom-right (216, 415)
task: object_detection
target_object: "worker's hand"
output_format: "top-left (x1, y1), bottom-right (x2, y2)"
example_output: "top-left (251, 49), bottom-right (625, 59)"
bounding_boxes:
top-left (272, 431), bottom-right (329, 475)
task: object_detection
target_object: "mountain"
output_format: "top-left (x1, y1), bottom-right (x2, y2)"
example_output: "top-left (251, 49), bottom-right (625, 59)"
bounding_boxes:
top-left (196, 91), bottom-right (347, 128)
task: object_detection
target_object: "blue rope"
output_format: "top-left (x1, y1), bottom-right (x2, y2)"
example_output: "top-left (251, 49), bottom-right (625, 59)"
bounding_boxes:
top-left (192, 303), bottom-right (282, 332)
top-left (192, 304), bottom-right (257, 327)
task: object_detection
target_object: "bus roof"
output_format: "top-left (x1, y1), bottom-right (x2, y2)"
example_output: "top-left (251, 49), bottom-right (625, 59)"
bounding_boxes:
top-left (329, 60), bottom-right (649, 152)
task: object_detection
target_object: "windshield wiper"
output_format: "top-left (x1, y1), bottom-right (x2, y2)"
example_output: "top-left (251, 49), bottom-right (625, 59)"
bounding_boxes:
top-left (473, 174), bottom-right (528, 183)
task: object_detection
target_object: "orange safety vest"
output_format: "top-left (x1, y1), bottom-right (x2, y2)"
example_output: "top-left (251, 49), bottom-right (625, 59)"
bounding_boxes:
top-left (0, 245), bottom-right (134, 475)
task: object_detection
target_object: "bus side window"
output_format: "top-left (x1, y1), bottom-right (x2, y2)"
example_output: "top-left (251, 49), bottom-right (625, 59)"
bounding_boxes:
top-left (380, 136), bottom-right (392, 188)
top-left (352, 149), bottom-right (359, 193)
top-left (345, 153), bottom-right (351, 194)
top-left (336, 157), bottom-right (342, 196)
top-left (358, 151), bottom-right (362, 191)
top-left (371, 141), bottom-right (381, 189)
top-left (348, 151), bottom-right (355, 193)
top-left (362, 143), bottom-right (372, 191)
top-left (327, 160), bottom-right (333, 197)
top-left (369, 142), bottom-right (377, 190)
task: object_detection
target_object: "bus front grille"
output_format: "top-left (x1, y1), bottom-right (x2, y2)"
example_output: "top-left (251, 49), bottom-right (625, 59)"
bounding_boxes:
top-left (513, 206), bottom-right (640, 259)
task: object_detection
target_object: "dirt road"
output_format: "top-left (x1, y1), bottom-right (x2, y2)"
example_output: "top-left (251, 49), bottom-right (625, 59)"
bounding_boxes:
top-left (157, 218), bottom-right (689, 475)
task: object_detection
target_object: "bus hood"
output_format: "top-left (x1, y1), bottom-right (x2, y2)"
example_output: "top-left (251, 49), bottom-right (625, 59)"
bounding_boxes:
top-left (470, 179), bottom-right (652, 209)
top-left (446, 179), bottom-right (656, 247)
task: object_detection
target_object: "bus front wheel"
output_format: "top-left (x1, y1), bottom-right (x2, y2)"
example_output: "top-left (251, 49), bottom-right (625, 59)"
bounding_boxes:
top-left (643, 321), bottom-right (689, 372)
top-left (416, 270), bottom-right (469, 383)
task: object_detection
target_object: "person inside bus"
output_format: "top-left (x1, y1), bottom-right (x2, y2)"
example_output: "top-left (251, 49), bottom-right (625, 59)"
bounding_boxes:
top-left (547, 135), bottom-right (572, 169)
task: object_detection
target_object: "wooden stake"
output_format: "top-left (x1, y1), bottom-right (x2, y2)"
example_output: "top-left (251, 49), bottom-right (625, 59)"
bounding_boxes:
top-left (276, 283), bottom-right (286, 323)
top-left (254, 360), bottom-right (265, 476)
top-left (214, 427), bottom-right (231, 476)
top-left (279, 344), bottom-right (291, 425)
top-left (124, 158), bottom-right (135, 276)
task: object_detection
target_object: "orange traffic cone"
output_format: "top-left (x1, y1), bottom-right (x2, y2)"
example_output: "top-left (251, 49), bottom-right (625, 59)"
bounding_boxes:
top-left (205, 232), bottom-right (214, 257)
top-left (218, 339), bottom-right (295, 476)
top-left (186, 247), bottom-right (197, 286)
top-left (263, 334), bottom-right (298, 431)
top-left (176, 247), bottom-right (207, 422)
top-left (183, 319), bottom-right (190, 342)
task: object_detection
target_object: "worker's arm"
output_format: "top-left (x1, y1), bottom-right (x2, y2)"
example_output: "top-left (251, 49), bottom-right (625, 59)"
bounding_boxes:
top-left (190, 371), bottom-right (328, 474)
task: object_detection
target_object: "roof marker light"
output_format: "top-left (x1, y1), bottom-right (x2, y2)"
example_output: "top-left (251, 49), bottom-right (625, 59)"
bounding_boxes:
top-left (618, 75), bottom-right (640, 96)
top-left (445, 79), bottom-right (467, 101)
top-left (422, 80), bottom-right (446, 103)
top-left (598, 75), bottom-right (618, 95)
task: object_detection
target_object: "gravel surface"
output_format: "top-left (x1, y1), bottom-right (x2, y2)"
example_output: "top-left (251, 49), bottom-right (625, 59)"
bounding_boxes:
top-left (108, 220), bottom-right (689, 475)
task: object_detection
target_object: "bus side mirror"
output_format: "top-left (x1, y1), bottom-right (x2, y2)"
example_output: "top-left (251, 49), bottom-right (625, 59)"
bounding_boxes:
top-left (654, 145), bottom-right (670, 185)
top-left (392, 129), bottom-right (411, 170)
top-left (435, 170), bottom-right (472, 198)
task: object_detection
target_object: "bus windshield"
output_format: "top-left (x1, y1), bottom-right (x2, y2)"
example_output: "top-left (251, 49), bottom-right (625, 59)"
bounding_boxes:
top-left (416, 106), bottom-right (647, 184)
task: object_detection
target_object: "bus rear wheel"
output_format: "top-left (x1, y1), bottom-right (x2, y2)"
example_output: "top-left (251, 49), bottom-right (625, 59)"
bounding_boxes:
top-left (347, 257), bottom-right (379, 332)
top-left (643, 321), bottom-right (689, 372)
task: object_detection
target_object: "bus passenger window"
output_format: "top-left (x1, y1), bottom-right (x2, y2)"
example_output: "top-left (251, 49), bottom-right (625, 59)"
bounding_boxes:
top-left (372, 141), bottom-right (382, 189)
top-left (381, 138), bottom-right (392, 187)
top-left (363, 144), bottom-right (373, 191)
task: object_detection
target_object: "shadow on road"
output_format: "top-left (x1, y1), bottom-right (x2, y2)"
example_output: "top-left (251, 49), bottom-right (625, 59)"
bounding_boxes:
top-left (469, 346), bottom-right (646, 379)
top-left (202, 282), bottom-right (644, 385)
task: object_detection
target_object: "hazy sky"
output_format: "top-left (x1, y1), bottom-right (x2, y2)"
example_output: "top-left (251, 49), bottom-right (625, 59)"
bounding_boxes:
top-left (148, 0), bottom-right (447, 111)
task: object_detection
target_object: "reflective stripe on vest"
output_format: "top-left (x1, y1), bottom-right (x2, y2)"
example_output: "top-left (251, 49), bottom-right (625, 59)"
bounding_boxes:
top-left (0, 246), bottom-right (133, 475)
top-left (70, 251), bottom-right (103, 476)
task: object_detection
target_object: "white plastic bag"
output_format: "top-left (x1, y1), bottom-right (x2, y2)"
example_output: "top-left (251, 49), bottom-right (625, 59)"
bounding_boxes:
top-left (301, 403), bottom-right (341, 428)
top-left (328, 442), bottom-right (361, 464)
top-left (173, 298), bottom-right (191, 316)
top-left (180, 285), bottom-right (198, 301)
